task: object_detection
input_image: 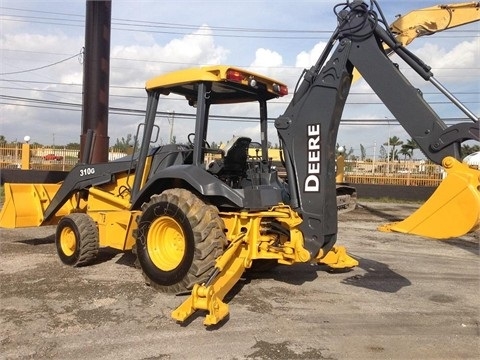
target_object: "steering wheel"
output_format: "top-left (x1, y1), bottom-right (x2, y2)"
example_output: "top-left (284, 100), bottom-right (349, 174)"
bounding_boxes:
top-left (187, 133), bottom-right (210, 148)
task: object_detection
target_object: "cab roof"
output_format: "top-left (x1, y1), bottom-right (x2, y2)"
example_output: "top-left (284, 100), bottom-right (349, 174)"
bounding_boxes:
top-left (145, 65), bottom-right (288, 104)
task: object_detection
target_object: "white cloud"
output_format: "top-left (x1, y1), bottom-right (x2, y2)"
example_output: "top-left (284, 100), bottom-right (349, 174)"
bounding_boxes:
top-left (3, 33), bottom-right (59, 52)
top-left (251, 48), bottom-right (283, 68)
top-left (414, 39), bottom-right (480, 83)
top-left (111, 25), bottom-right (229, 86)
top-left (248, 48), bottom-right (298, 88)
top-left (295, 41), bottom-right (328, 68)
top-left (60, 72), bottom-right (83, 85)
top-left (163, 25), bottom-right (228, 65)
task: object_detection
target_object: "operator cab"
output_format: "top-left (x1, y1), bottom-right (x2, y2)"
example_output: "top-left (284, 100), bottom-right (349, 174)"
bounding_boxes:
top-left (137, 66), bottom-right (289, 196)
top-left (145, 65), bottom-right (287, 169)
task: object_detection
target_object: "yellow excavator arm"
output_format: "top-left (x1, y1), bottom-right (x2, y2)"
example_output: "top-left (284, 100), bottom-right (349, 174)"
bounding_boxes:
top-left (390, 2), bottom-right (480, 46)
top-left (353, 2), bottom-right (479, 82)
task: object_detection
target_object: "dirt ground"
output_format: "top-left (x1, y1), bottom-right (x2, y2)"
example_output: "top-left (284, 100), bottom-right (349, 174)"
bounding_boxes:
top-left (0, 202), bottom-right (478, 360)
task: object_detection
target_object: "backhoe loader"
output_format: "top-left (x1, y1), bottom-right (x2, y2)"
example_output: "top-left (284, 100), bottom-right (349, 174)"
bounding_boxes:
top-left (389, 1), bottom-right (479, 47)
top-left (1, 0), bottom-right (479, 326)
top-left (352, 1), bottom-right (480, 81)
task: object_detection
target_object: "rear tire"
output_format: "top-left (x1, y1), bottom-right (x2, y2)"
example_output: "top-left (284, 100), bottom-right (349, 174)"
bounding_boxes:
top-left (135, 189), bottom-right (226, 293)
top-left (55, 213), bottom-right (99, 267)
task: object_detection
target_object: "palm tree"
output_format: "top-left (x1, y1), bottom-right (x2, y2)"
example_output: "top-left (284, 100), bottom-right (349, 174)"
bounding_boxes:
top-left (461, 144), bottom-right (480, 158)
top-left (398, 146), bottom-right (412, 161)
top-left (401, 138), bottom-right (418, 159)
top-left (397, 138), bottom-right (419, 173)
top-left (402, 138), bottom-right (418, 159)
top-left (360, 144), bottom-right (366, 161)
top-left (383, 136), bottom-right (403, 162)
top-left (379, 145), bottom-right (387, 161)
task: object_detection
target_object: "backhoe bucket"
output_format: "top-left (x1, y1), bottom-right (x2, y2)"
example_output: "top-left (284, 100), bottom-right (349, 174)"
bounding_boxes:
top-left (0, 183), bottom-right (72, 228)
top-left (379, 157), bottom-right (480, 239)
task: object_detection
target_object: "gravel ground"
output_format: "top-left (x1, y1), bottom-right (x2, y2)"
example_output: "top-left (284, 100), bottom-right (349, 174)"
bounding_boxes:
top-left (0, 202), bottom-right (478, 360)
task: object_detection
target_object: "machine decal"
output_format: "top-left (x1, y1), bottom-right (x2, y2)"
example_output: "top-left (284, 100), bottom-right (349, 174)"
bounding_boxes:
top-left (304, 124), bottom-right (321, 192)
top-left (80, 167), bottom-right (96, 176)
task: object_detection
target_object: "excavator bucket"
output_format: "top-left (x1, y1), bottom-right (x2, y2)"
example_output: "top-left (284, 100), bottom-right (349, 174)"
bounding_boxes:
top-left (0, 183), bottom-right (72, 228)
top-left (379, 157), bottom-right (480, 239)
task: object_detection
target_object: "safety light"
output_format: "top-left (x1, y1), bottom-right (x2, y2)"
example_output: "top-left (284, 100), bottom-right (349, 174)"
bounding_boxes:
top-left (226, 69), bottom-right (244, 83)
top-left (273, 83), bottom-right (288, 96)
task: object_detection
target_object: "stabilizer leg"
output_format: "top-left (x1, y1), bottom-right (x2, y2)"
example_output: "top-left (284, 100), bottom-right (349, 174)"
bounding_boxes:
top-left (317, 245), bottom-right (359, 269)
top-left (172, 234), bottom-right (247, 326)
top-left (172, 206), bottom-right (359, 326)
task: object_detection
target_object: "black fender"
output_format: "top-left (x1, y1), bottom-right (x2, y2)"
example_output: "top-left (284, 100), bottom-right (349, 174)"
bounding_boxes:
top-left (131, 165), bottom-right (245, 209)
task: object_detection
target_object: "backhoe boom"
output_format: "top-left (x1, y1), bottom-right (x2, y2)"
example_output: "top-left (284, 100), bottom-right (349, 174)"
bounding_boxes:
top-left (275, 0), bottom-right (479, 255)
top-left (390, 2), bottom-right (480, 46)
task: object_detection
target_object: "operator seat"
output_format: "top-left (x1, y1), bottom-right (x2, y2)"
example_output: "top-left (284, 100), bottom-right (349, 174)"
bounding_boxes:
top-left (208, 136), bottom-right (251, 177)
top-left (223, 136), bottom-right (251, 175)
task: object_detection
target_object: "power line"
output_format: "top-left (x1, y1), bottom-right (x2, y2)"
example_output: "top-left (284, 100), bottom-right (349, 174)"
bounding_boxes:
top-left (2, 88), bottom-right (478, 106)
top-left (1, 77), bottom-right (478, 93)
top-left (0, 52), bottom-right (82, 76)
top-left (1, 7), bottom-right (478, 40)
top-left (6, 6), bottom-right (477, 35)
top-left (1, 94), bottom-right (474, 126)
top-left (0, 6), bottom-right (83, 18)
top-left (2, 47), bottom-right (478, 73)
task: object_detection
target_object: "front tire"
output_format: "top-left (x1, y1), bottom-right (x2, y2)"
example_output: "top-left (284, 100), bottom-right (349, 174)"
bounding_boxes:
top-left (55, 213), bottom-right (99, 267)
top-left (135, 189), bottom-right (226, 293)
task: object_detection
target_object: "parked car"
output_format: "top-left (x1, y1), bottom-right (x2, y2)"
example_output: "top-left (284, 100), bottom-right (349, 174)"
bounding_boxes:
top-left (43, 154), bottom-right (63, 161)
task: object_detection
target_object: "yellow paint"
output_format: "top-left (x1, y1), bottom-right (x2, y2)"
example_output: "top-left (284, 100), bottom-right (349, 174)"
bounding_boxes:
top-left (59, 226), bottom-right (77, 256)
top-left (146, 65), bottom-right (287, 102)
top-left (0, 183), bottom-right (74, 228)
top-left (172, 205), bottom-right (357, 325)
top-left (147, 216), bottom-right (185, 271)
top-left (21, 143), bottom-right (31, 170)
top-left (379, 157), bottom-right (480, 238)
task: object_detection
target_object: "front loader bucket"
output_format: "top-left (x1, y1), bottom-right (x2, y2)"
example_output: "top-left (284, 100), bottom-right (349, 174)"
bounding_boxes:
top-left (0, 183), bottom-right (71, 228)
top-left (379, 157), bottom-right (480, 239)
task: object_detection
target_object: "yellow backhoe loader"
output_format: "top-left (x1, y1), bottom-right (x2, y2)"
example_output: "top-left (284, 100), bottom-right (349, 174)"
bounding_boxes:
top-left (389, 1), bottom-right (479, 47)
top-left (0, 1), bottom-right (479, 326)
top-left (353, 1), bottom-right (480, 82)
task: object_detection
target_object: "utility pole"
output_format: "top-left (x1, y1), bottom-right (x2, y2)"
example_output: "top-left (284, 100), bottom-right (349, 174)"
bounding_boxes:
top-left (372, 141), bottom-right (376, 174)
top-left (80, 0), bottom-right (111, 163)
top-left (169, 111), bottom-right (175, 144)
top-left (386, 118), bottom-right (391, 174)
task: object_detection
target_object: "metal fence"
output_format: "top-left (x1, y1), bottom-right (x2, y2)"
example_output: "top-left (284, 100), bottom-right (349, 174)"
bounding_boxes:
top-left (0, 143), bottom-right (444, 187)
top-left (343, 160), bottom-right (443, 186)
top-left (0, 144), bottom-right (127, 172)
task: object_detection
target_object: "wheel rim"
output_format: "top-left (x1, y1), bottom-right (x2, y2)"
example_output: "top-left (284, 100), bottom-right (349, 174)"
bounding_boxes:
top-left (147, 216), bottom-right (186, 271)
top-left (60, 226), bottom-right (76, 257)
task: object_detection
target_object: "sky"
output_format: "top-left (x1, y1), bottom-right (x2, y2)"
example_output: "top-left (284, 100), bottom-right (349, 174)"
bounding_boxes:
top-left (1, 0), bottom-right (479, 159)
